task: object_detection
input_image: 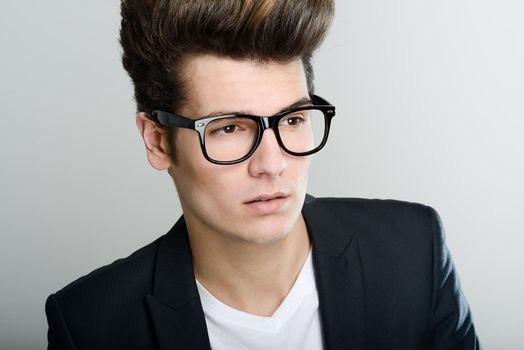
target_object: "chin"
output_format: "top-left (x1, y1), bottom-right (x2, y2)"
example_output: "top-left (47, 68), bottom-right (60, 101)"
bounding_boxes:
top-left (236, 216), bottom-right (298, 245)
top-left (239, 230), bottom-right (289, 245)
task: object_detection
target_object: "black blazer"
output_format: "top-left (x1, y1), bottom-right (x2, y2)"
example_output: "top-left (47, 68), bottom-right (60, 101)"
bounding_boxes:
top-left (46, 196), bottom-right (481, 349)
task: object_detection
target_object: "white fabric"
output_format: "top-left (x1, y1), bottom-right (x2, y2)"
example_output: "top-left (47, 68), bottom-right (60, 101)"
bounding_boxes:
top-left (196, 250), bottom-right (324, 350)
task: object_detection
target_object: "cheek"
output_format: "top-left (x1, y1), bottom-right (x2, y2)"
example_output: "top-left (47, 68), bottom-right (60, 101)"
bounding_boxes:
top-left (174, 138), bottom-right (243, 201)
top-left (172, 132), bottom-right (212, 193)
top-left (288, 157), bottom-right (311, 183)
top-left (177, 160), bottom-right (217, 196)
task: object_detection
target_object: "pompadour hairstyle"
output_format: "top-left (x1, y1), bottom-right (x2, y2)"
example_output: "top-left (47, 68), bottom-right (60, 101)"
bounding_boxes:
top-left (120, 0), bottom-right (334, 161)
top-left (120, 0), bottom-right (334, 114)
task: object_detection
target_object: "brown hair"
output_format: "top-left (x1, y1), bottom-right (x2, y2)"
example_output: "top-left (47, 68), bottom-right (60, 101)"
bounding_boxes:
top-left (120, 0), bottom-right (334, 157)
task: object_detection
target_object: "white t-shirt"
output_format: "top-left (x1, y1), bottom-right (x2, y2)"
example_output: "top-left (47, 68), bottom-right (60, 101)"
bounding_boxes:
top-left (196, 250), bottom-right (324, 350)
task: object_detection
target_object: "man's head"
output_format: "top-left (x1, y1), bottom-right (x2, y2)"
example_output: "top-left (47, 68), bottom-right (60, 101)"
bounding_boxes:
top-left (120, 0), bottom-right (334, 153)
top-left (120, 0), bottom-right (334, 244)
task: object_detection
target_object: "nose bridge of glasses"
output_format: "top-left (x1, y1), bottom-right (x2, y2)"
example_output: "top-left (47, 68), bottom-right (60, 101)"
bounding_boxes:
top-left (260, 116), bottom-right (271, 129)
top-left (258, 116), bottom-right (283, 145)
top-left (261, 114), bottom-right (285, 131)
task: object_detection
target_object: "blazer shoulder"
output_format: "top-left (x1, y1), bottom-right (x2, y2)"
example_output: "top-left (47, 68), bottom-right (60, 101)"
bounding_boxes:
top-left (46, 234), bottom-right (169, 348)
top-left (307, 196), bottom-right (442, 245)
top-left (312, 196), bottom-right (434, 223)
top-left (52, 234), bottom-right (163, 302)
top-left (312, 196), bottom-right (428, 212)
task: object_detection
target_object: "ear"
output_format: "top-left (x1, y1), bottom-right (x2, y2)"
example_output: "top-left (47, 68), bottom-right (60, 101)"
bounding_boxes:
top-left (136, 112), bottom-right (172, 170)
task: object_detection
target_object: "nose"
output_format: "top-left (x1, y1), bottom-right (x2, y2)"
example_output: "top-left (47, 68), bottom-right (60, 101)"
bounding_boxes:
top-left (247, 129), bottom-right (287, 178)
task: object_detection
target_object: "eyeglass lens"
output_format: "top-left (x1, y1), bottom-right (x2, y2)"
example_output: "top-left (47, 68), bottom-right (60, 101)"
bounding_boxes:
top-left (203, 109), bottom-right (326, 162)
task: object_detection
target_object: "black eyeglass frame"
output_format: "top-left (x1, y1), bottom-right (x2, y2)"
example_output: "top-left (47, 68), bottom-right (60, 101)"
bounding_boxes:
top-left (151, 94), bottom-right (336, 165)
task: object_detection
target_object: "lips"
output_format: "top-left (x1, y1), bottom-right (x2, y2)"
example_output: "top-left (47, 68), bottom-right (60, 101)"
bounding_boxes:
top-left (244, 193), bottom-right (290, 215)
top-left (245, 192), bottom-right (288, 204)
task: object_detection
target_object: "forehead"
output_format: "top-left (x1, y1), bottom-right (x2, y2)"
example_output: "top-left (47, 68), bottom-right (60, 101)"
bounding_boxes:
top-left (179, 55), bottom-right (308, 118)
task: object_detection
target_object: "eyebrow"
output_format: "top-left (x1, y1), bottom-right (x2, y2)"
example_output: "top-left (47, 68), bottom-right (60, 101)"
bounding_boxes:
top-left (203, 96), bottom-right (312, 118)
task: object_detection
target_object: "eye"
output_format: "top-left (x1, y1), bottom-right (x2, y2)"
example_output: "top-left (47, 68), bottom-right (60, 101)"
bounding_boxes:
top-left (280, 115), bottom-right (305, 127)
top-left (206, 117), bottom-right (257, 139)
top-left (221, 124), bottom-right (238, 134)
top-left (211, 124), bottom-right (241, 135)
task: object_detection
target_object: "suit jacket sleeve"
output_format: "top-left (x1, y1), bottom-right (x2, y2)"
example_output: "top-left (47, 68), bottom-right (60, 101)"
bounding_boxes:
top-left (45, 293), bottom-right (78, 350)
top-left (428, 206), bottom-right (482, 350)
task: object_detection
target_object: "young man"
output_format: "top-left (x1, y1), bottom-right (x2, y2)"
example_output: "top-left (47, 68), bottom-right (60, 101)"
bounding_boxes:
top-left (46, 0), bottom-right (481, 349)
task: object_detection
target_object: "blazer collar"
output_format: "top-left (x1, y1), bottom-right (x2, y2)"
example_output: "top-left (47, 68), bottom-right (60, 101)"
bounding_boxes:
top-left (303, 195), bottom-right (366, 350)
top-left (146, 195), bottom-right (365, 350)
top-left (145, 217), bottom-right (212, 350)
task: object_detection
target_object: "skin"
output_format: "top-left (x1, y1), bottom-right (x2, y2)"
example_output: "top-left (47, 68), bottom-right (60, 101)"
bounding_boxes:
top-left (137, 55), bottom-right (312, 316)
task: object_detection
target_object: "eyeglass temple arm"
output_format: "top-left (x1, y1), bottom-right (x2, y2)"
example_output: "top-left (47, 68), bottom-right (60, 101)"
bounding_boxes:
top-left (151, 110), bottom-right (195, 129)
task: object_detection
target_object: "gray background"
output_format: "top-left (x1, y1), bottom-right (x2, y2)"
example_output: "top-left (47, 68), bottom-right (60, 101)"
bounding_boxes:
top-left (1, 0), bottom-right (523, 349)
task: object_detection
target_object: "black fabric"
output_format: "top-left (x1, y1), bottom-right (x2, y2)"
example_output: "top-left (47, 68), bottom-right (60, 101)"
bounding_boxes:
top-left (46, 196), bottom-right (482, 349)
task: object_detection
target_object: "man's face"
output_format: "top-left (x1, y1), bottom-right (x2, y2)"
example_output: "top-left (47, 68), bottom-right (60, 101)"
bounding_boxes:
top-left (170, 55), bottom-right (311, 244)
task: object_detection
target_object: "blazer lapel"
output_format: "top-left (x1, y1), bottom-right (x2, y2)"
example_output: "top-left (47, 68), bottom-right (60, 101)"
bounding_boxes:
top-left (146, 197), bottom-right (365, 349)
top-left (145, 217), bottom-right (211, 350)
top-left (303, 196), bottom-right (366, 350)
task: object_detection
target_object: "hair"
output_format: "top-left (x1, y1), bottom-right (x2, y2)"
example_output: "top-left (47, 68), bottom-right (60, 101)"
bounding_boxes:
top-left (120, 0), bottom-right (334, 159)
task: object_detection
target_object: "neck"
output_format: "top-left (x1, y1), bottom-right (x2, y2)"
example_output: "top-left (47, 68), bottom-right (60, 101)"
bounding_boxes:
top-left (188, 215), bottom-right (311, 317)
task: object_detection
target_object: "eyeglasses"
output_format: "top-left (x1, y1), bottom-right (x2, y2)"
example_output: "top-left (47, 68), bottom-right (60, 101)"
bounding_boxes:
top-left (151, 95), bottom-right (335, 165)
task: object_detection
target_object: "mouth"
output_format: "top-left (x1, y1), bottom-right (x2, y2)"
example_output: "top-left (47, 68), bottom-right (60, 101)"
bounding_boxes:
top-left (244, 193), bottom-right (290, 215)
top-left (245, 193), bottom-right (289, 204)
